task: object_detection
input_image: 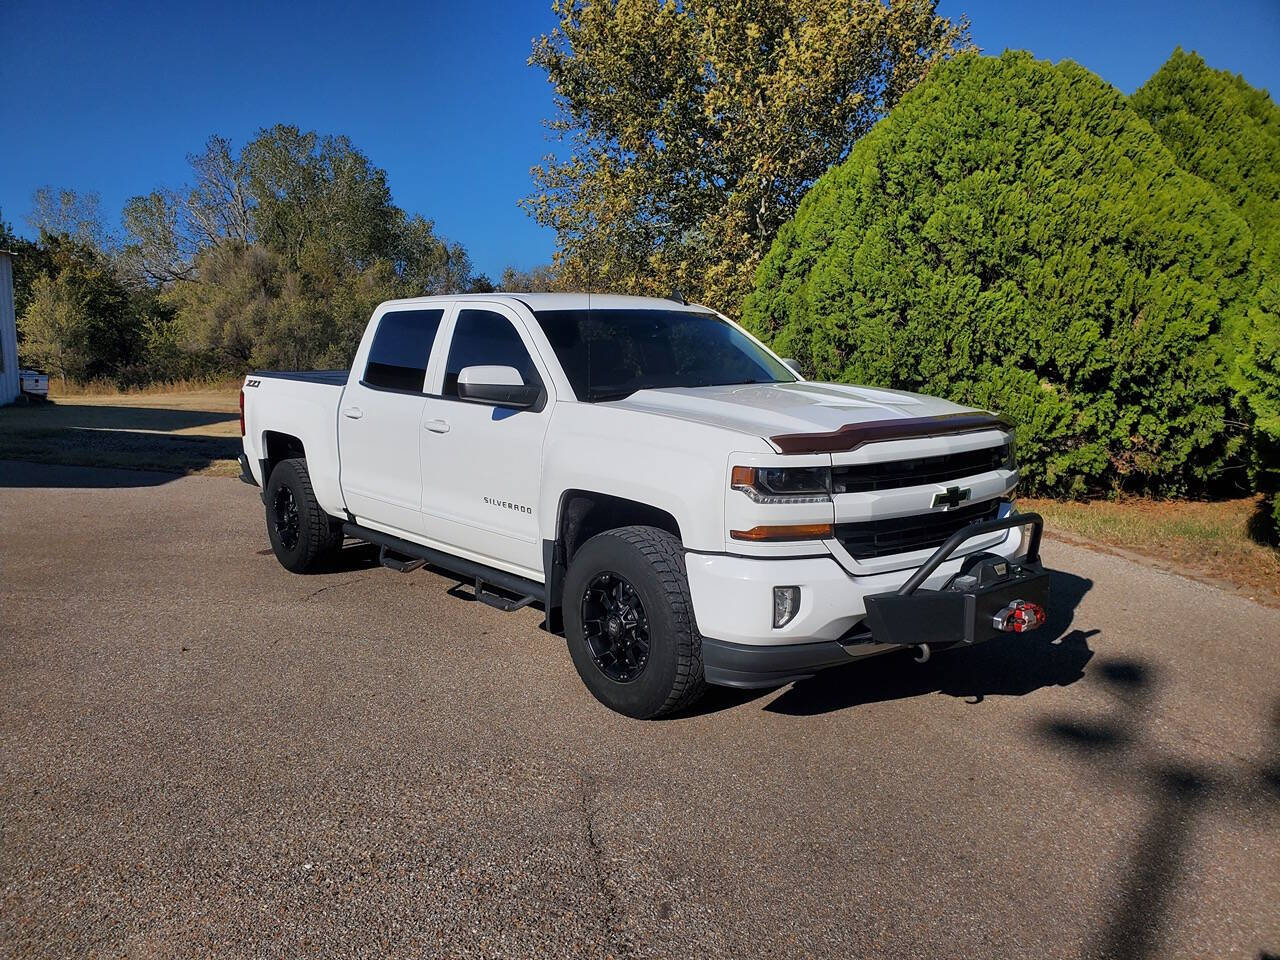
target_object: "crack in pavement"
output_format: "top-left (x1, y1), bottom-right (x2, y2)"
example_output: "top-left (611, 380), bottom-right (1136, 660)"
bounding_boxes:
top-left (580, 773), bottom-right (638, 959)
top-left (302, 576), bottom-right (370, 602)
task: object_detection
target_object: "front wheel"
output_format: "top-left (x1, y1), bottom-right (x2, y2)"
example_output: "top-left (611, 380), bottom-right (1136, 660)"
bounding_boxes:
top-left (563, 526), bottom-right (707, 719)
top-left (264, 458), bottom-right (342, 573)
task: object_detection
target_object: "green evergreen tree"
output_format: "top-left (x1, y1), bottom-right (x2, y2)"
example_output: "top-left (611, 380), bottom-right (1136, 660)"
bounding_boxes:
top-left (744, 51), bottom-right (1255, 499)
top-left (1133, 49), bottom-right (1280, 535)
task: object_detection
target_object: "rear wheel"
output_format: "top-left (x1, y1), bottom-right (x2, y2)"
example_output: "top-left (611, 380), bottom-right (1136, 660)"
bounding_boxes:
top-left (265, 458), bottom-right (342, 573)
top-left (564, 525), bottom-right (706, 719)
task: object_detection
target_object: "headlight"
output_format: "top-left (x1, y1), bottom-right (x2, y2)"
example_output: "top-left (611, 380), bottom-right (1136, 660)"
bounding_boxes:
top-left (731, 466), bottom-right (832, 504)
top-left (1003, 435), bottom-right (1018, 472)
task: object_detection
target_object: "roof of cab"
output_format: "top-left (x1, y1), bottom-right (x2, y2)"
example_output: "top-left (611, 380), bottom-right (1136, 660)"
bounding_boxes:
top-left (374, 292), bottom-right (711, 313)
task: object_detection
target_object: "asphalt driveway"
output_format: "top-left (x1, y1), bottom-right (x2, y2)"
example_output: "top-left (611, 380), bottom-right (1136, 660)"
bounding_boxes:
top-left (1, 461), bottom-right (1276, 959)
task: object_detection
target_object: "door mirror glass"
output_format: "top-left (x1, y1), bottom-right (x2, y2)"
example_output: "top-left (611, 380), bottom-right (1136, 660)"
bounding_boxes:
top-left (456, 365), bottom-right (541, 408)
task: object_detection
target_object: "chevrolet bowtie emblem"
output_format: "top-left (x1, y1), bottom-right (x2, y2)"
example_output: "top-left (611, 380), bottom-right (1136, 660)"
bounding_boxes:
top-left (932, 485), bottom-right (971, 510)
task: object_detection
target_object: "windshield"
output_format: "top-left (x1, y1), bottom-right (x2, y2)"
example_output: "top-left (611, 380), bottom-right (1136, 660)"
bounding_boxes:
top-left (532, 308), bottom-right (796, 402)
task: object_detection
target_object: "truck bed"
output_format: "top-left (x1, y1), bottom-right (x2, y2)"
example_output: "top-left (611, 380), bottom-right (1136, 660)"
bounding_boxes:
top-left (252, 369), bottom-right (349, 386)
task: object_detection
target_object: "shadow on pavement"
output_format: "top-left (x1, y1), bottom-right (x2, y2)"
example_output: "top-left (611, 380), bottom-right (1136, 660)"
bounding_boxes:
top-left (31, 402), bottom-right (237, 432)
top-left (0, 401), bottom-right (240, 487)
top-left (761, 568), bottom-right (1095, 716)
top-left (0, 459), bottom-right (184, 489)
top-left (1033, 661), bottom-right (1280, 959)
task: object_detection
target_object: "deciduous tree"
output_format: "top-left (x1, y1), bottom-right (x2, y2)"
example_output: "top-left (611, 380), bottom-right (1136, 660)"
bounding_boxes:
top-left (18, 236), bottom-right (143, 382)
top-left (25, 188), bottom-right (115, 253)
top-left (524, 0), bottom-right (969, 313)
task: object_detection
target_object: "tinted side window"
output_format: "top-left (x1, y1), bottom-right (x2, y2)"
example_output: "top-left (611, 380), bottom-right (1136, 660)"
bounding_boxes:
top-left (363, 309), bottom-right (444, 392)
top-left (443, 309), bottom-right (541, 397)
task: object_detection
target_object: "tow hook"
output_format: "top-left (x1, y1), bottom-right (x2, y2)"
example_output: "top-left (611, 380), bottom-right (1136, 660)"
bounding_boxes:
top-left (912, 643), bottom-right (931, 664)
top-left (992, 600), bottom-right (1047, 633)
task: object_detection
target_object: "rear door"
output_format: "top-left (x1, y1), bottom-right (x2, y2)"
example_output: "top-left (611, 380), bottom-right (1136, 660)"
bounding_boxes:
top-left (338, 306), bottom-right (448, 536)
top-left (418, 302), bottom-right (553, 577)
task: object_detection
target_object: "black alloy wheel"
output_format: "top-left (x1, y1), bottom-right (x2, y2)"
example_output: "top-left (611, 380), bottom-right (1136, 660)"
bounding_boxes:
top-left (273, 484), bottom-right (301, 551)
top-left (562, 525), bottom-right (707, 718)
top-left (581, 571), bottom-right (650, 682)
top-left (263, 457), bottom-right (342, 573)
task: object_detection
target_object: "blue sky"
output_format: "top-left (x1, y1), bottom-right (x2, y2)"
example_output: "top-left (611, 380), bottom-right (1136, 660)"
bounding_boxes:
top-left (2, 0), bottom-right (1278, 279)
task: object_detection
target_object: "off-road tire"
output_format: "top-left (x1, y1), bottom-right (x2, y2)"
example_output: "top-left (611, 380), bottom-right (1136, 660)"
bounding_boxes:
top-left (265, 458), bottom-right (342, 573)
top-left (564, 525), bottom-right (707, 719)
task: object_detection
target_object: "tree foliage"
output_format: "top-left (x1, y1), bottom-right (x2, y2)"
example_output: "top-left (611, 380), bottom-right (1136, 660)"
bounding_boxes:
top-left (525, 0), bottom-right (969, 314)
top-left (498, 263), bottom-right (563, 292)
top-left (119, 125), bottom-right (475, 372)
top-left (25, 188), bottom-right (115, 252)
top-left (1132, 49), bottom-right (1280, 532)
top-left (10, 127), bottom-right (478, 386)
top-left (745, 51), bottom-right (1258, 500)
top-left (1, 214), bottom-right (54, 322)
top-left (17, 235), bottom-right (151, 382)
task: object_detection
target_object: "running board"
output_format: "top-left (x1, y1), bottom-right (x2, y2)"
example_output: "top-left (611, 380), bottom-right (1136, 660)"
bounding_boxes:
top-left (474, 577), bottom-right (537, 612)
top-left (379, 546), bottom-right (425, 573)
top-left (343, 522), bottom-right (546, 605)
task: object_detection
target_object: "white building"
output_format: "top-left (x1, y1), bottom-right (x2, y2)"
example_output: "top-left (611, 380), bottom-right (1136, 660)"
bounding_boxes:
top-left (0, 250), bottom-right (18, 405)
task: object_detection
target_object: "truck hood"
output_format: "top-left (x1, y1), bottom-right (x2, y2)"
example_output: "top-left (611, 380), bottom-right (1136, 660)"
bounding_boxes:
top-left (605, 381), bottom-right (978, 446)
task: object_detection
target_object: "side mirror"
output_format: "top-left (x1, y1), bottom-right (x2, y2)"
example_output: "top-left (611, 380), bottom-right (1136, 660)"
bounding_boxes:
top-left (782, 358), bottom-right (804, 378)
top-left (456, 365), bottom-right (541, 409)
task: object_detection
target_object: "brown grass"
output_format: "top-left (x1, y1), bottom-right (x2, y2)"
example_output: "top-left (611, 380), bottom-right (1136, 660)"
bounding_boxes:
top-left (1023, 496), bottom-right (1280, 605)
top-left (49, 376), bottom-right (245, 398)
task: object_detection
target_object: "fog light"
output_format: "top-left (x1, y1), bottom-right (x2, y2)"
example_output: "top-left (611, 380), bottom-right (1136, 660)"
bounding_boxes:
top-left (773, 586), bottom-right (801, 628)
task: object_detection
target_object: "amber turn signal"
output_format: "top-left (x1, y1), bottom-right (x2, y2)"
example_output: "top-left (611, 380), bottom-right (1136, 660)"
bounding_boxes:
top-left (730, 523), bottom-right (834, 542)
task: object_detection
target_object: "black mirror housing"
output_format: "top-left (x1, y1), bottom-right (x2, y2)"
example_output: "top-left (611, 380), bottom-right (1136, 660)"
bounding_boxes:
top-left (457, 380), bottom-right (542, 409)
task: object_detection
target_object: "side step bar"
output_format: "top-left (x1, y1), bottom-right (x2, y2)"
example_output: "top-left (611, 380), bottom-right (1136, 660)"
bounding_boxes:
top-left (344, 522), bottom-right (546, 606)
top-left (473, 579), bottom-right (537, 612)
top-left (379, 547), bottom-right (425, 573)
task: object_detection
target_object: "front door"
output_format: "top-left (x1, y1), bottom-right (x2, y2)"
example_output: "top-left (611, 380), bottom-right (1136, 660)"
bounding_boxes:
top-left (419, 303), bottom-right (553, 578)
top-left (338, 306), bottom-right (447, 537)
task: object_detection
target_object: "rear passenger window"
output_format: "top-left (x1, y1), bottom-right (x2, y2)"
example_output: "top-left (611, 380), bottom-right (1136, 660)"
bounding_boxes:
top-left (443, 309), bottom-right (542, 397)
top-left (363, 309), bottom-right (444, 392)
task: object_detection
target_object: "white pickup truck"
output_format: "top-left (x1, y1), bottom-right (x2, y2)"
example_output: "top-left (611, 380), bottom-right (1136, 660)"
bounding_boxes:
top-left (240, 293), bottom-right (1048, 718)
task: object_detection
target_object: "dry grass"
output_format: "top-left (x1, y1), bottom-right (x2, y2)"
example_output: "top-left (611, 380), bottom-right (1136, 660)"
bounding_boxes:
top-left (49, 375), bottom-right (246, 398)
top-left (0, 387), bottom-right (242, 476)
top-left (1024, 496), bottom-right (1280, 605)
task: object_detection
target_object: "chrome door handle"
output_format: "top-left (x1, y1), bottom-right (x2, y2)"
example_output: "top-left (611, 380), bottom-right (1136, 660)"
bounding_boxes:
top-left (341, 406), bottom-right (364, 420)
top-left (424, 419), bottom-right (450, 434)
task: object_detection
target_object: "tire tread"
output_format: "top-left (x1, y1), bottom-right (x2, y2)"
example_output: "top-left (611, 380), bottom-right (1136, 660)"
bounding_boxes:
top-left (603, 525), bottom-right (707, 716)
top-left (268, 458), bottom-right (341, 571)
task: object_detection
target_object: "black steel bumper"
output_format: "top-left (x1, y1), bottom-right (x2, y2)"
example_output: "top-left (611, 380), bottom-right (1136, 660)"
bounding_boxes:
top-left (701, 512), bottom-right (1049, 689)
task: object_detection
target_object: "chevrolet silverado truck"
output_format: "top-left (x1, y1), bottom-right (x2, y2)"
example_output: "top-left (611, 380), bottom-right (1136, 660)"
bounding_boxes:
top-left (239, 293), bottom-right (1048, 718)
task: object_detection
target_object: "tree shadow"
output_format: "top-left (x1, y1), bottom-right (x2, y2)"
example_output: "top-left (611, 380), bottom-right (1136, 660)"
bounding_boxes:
top-left (1246, 497), bottom-right (1278, 548)
top-left (37, 401), bottom-right (237, 432)
top-left (761, 568), bottom-right (1095, 716)
top-left (0, 401), bottom-right (240, 487)
top-left (1035, 664), bottom-right (1280, 959)
top-left (0, 459), bottom-right (188, 489)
